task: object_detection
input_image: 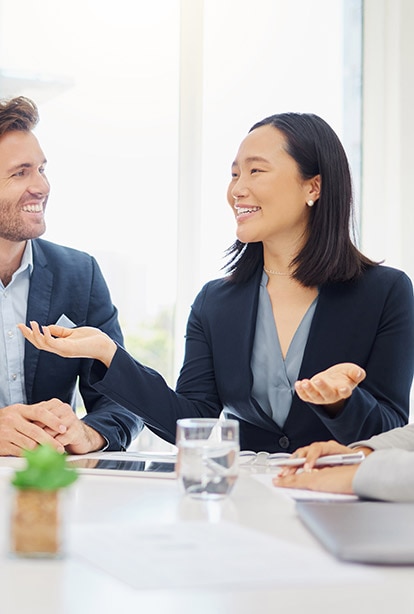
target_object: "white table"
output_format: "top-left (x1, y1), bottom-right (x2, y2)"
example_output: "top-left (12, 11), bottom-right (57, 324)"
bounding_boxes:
top-left (1, 455), bottom-right (414, 614)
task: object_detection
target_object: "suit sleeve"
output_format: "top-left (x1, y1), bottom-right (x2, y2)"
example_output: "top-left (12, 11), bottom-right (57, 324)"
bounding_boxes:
top-left (89, 285), bottom-right (223, 444)
top-left (309, 272), bottom-right (414, 443)
top-left (353, 449), bottom-right (414, 501)
top-left (77, 257), bottom-right (144, 450)
top-left (351, 422), bottom-right (414, 452)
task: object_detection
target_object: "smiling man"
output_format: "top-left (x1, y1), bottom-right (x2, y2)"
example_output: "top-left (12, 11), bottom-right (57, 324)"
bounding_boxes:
top-left (0, 96), bottom-right (143, 456)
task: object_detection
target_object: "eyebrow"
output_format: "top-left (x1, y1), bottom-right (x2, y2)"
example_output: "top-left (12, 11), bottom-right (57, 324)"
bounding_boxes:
top-left (231, 155), bottom-right (270, 168)
top-left (7, 159), bottom-right (47, 174)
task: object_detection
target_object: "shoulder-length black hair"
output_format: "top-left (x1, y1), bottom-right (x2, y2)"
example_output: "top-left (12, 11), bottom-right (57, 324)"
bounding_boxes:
top-left (224, 112), bottom-right (378, 286)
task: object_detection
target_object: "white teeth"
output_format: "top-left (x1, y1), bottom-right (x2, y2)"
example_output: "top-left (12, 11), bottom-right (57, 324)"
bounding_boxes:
top-left (22, 204), bottom-right (43, 213)
top-left (235, 206), bottom-right (260, 214)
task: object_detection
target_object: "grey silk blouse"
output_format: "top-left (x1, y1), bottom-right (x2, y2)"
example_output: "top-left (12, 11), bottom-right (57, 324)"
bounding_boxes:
top-left (251, 271), bottom-right (318, 428)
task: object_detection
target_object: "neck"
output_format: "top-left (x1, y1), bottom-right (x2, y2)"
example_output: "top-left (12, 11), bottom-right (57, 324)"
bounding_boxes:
top-left (0, 239), bottom-right (26, 286)
top-left (263, 265), bottom-right (292, 276)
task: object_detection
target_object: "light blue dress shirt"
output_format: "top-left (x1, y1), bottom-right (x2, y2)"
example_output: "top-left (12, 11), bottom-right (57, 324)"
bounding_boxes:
top-left (251, 271), bottom-right (318, 428)
top-left (0, 241), bottom-right (33, 408)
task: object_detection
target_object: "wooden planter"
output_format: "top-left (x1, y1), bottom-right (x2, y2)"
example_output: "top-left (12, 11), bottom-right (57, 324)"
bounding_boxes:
top-left (10, 489), bottom-right (63, 557)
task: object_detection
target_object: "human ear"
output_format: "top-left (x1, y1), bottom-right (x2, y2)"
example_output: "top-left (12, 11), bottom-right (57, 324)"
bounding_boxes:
top-left (308, 174), bottom-right (321, 203)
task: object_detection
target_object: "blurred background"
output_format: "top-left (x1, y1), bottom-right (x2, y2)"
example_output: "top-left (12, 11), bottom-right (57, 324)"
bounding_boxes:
top-left (1, 0), bottom-right (413, 446)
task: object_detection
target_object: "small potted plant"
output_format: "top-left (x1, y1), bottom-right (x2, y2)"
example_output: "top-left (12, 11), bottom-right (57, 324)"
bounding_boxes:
top-left (10, 444), bottom-right (78, 558)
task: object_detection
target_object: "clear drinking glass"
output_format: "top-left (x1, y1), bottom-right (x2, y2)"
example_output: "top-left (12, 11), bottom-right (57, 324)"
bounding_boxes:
top-left (175, 418), bottom-right (240, 499)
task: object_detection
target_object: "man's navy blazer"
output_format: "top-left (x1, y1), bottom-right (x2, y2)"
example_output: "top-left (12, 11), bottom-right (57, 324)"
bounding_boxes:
top-left (91, 264), bottom-right (414, 453)
top-left (22, 238), bottom-right (142, 450)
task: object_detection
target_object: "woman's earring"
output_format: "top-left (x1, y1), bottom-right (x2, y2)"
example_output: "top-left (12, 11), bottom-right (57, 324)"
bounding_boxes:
top-left (307, 199), bottom-right (314, 207)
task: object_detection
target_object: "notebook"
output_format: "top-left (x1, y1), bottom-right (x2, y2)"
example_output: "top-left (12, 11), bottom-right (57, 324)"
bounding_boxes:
top-left (296, 500), bottom-right (414, 564)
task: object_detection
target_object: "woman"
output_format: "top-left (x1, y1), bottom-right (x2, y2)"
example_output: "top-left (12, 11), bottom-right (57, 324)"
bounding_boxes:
top-left (273, 424), bottom-right (414, 502)
top-left (18, 113), bottom-right (414, 452)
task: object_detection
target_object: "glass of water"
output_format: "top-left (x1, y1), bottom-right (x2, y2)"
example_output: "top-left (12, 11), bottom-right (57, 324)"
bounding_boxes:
top-left (175, 418), bottom-right (240, 499)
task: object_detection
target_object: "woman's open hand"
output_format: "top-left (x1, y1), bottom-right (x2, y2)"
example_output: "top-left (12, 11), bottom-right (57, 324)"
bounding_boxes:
top-left (295, 362), bottom-right (366, 413)
top-left (18, 321), bottom-right (117, 368)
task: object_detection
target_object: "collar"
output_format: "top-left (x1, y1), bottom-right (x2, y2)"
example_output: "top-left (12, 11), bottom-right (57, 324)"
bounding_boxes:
top-left (18, 240), bottom-right (34, 277)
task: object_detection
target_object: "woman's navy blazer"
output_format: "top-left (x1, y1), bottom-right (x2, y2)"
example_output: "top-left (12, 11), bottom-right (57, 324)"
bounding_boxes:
top-left (92, 264), bottom-right (414, 452)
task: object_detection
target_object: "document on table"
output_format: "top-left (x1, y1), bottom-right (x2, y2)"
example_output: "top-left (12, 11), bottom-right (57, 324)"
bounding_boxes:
top-left (71, 520), bottom-right (377, 591)
top-left (251, 473), bottom-right (359, 501)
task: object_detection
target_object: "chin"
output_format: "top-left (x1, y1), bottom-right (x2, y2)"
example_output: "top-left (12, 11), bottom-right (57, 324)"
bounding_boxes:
top-left (27, 227), bottom-right (46, 240)
top-left (236, 231), bottom-right (260, 244)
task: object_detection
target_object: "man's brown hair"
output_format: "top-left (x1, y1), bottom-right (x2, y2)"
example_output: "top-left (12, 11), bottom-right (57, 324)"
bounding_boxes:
top-left (0, 96), bottom-right (39, 137)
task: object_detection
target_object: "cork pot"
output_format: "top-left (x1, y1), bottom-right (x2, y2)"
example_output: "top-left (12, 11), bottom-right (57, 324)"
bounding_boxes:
top-left (10, 488), bottom-right (64, 557)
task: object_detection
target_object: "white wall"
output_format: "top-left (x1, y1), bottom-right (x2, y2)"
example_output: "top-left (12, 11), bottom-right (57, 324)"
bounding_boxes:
top-left (362, 0), bottom-right (414, 419)
top-left (362, 0), bottom-right (414, 280)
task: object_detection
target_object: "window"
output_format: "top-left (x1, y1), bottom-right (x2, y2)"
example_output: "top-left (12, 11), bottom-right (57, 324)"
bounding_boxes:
top-left (0, 0), bottom-right (362, 445)
top-left (0, 0), bottom-right (180, 386)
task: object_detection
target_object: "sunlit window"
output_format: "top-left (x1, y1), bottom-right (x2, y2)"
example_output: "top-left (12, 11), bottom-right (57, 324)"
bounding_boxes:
top-left (0, 0), bottom-right (362, 447)
top-left (0, 0), bottom-right (180, 386)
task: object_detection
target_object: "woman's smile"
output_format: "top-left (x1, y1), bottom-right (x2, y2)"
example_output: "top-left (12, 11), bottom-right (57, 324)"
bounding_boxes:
top-left (234, 205), bottom-right (261, 221)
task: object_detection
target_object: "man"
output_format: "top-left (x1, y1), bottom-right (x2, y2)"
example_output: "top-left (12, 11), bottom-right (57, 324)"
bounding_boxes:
top-left (0, 95), bottom-right (142, 456)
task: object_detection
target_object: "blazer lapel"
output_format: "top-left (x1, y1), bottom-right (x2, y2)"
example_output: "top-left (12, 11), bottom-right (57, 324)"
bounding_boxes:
top-left (24, 242), bottom-right (54, 403)
top-left (216, 269), bottom-right (281, 433)
top-left (298, 281), bottom-right (354, 380)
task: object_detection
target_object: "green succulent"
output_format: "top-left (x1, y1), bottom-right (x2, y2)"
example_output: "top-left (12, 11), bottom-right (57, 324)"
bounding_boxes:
top-left (12, 444), bottom-right (79, 491)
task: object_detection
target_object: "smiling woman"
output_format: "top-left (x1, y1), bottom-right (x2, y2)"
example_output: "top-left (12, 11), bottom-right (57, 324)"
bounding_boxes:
top-left (0, 0), bottom-right (365, 450)
top-left (228, 125), bottom-right (317, 250)
top-left (18, 110), bottom-right (414, 455)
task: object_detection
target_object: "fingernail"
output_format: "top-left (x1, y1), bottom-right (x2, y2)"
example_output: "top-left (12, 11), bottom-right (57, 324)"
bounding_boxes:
top-left (58, 425), bottom-right (67, 433)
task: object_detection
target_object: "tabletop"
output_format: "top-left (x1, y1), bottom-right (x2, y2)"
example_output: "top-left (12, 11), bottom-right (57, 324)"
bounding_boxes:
top-left (1, 454), bottom-right (414, 614)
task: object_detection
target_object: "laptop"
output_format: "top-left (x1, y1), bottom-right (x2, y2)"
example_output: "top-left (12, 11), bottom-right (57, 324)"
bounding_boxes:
top-left (296, 500), bottom-right (414, 564)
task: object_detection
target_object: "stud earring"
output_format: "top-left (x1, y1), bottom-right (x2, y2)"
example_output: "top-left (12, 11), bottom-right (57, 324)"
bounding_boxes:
top-left (307, 199), bottom-right (314, 207)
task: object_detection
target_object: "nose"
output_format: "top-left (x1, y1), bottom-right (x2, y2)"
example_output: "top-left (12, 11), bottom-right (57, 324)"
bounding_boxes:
top-left (28, 171), bottom-right (50, 196)
top-left (228, 176), bottom-right (248, 204)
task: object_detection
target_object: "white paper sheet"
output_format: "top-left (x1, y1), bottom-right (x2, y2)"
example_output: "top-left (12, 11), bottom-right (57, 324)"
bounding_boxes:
top-left (70, 520), bottom-right (377, 591)
top-left (252, 473), bottom-right (359, 501)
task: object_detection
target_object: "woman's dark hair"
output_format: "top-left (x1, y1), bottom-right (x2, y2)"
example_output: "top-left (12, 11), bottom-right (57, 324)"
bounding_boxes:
top-left (224, 112), bottom-right (378, 286)
top-left (0, 96), bottom-right (39, 136)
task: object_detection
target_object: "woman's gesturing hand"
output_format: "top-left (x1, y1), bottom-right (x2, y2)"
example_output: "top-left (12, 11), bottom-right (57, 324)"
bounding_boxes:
top-left (295, 362), bottom-right (366, 413)
top-left (17, 321), bottom-right (117, 368)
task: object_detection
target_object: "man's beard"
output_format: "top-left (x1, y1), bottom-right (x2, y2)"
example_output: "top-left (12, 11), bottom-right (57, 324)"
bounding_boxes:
top-left (0, 198), bottom-right (46, 242)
